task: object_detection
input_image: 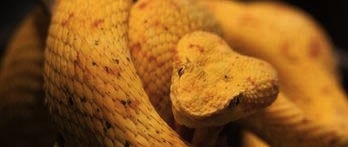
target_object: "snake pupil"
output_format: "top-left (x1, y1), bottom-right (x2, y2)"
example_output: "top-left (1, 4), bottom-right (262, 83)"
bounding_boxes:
top-left (178, 66), bottom-right (185, 77)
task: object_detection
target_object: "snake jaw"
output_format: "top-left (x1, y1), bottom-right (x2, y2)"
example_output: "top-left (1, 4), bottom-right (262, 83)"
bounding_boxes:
top-left (171, 31), bottom-right (279, 128)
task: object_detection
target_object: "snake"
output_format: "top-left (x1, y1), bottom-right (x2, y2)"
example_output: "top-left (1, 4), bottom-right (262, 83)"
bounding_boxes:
top-left (204, 1), bottom-right (348, 146)
top-left (2, 0), bottom-right (348, 146)
top-left (43, 0), bottom-right (279, 146)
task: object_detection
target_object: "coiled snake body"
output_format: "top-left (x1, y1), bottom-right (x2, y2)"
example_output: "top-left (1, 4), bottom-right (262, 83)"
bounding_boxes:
top-left (44, 0), bottom-right (278, 146)
top-left (2, 0), bottom-right (347, 146)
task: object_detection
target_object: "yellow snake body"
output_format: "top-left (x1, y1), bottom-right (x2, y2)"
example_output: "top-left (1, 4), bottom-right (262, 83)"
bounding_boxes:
top-left (203, 1), bottom-right (348, 146)
top-left (2, 0), bottom-right (347, 146)
top-left (44, 0), bottom-right (187, 146)
top-left (129, 0), bottom-right (220, 126)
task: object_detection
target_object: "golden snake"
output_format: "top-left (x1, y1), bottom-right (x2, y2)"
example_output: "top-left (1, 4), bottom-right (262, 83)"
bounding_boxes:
top-left (43, 0), bottom-right (278, 146)
top-left (1, 0), bottom-right (348, 146)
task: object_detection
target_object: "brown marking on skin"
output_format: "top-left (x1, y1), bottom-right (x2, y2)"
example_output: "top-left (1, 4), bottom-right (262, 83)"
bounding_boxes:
top-left (94, 40), bottom-right (100, 45)
top-left (111, 66), bottom-right (121, 76)
top-left (168, 0), bottom-right (179, 10)
top-left (138, 1), bottom-right (147, 9)
top-left (281, 42), bottom-right (290, 54)
top-left (238, 12), bottom-right (258, 26)
top-left (281, 42), bottom-right (291, 58)
top-left (104, 66), bottom-right (111, 73)
top-left (321, 85), bottom-right (331, 95)
top-left (112, 58), bottom-right (119, 64)
top-left (104, 66), bottom-right (112, 74)
top-left (280, 41), bottom-right (298, 62)
top-left (73, 59), bottom-right (79, 69)
top-left (104, 66), bottom-right (121, 76)
top-left (129, 100), bottom-right (140, 110)
top-left (61, 21), bottom-right (68, 26)
top-left (170, 48), bottom-right (177, 55)
top-left (308, 37), bottom-right (321, 58)
top-left (120, 99), bottom-right (139, 110)
top-left (156, 61), bottom-right (165, 68)
top-left (148, 56), bottom-right (157, 62)
top-left (173, 54), bottom-right (182, 67)
top-left (246, 77), bottom-right (255, 85)
top-left (272, 3), bottom-right (289, 12)
top-left (224, 75), bottom-right (232, 82)
top-left (164, 26), bottom-right (169, 31)
top-left (73, 52), bottom-right (81, 79)
top-left (120, 100), bottom-right (128, 106)
top-left (154, 21), bottom-right (160, 27)
top-left (130, 43), bottom-right (141, 55)
top-left (61, 13), bottom-right (74, 26)
top-left (83, 71), bottom-right (91, 81)
top-left (92, 19), bottom-right (104, 28)
top-left (189, 44), bottom-right (204, 53)
top-left (196, 70), bottom-right (206, 79)
top-left (153, 20), bottom-right (169, 31)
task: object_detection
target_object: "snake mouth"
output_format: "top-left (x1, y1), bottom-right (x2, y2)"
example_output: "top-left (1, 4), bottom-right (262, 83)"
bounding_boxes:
top-left (172, 82), bottom-right (279, 128)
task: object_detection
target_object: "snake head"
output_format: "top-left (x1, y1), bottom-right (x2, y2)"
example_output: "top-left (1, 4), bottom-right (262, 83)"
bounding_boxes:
top-left (171, 31), bottom-right (279, 128)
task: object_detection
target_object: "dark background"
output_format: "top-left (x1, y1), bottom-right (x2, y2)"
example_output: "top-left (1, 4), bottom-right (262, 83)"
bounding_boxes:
top-left (288, 0), bottom-right (348, 90)
top-left (0, 0), bottom-right (347, 90)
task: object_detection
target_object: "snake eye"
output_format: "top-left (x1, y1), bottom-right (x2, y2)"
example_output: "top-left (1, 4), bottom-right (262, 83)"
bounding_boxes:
top-left (178, 66), bottom-right (185, 77)
top-left (229, 94), bottom-right (242, 108)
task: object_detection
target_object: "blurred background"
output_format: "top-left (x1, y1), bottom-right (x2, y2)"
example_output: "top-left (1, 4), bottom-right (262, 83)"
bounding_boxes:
top-left (2, 0), bottom-right (347, 90)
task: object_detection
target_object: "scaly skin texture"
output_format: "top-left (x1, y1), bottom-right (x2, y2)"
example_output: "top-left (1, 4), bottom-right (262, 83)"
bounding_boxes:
top-left (171, 31), bottom-right (279, 146)
top-left (243, 93), bottom-right (348, 146)
top-left (171, 31), bottom-right (278, 128)
top-left (203, 1), bottom-right (348, 146)
top-left (0, 6), bottom-right (57, 146)
top-left (129, 0), bottom-right (220, 126)
top-left (44, 0), bottom-right (187, 146)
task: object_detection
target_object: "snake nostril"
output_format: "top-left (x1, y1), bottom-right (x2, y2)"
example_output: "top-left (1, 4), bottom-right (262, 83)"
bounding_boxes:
top-left (229, 94), bottom-right (242, 108)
